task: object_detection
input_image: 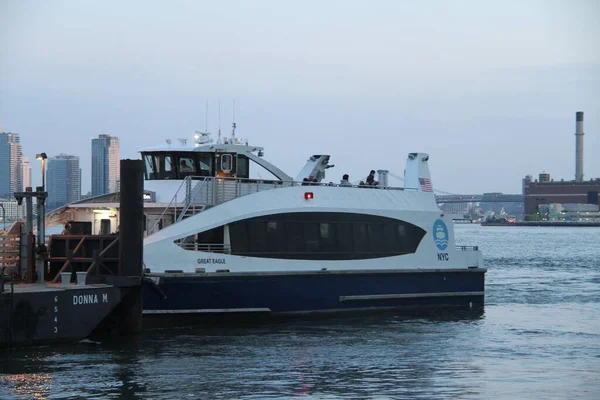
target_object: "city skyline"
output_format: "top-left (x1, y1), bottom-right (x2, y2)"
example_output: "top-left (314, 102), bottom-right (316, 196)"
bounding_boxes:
top-left (0, 133), bottom-right (116, 201)
top-left (1, 1), bottom-right (599, 194)
top-left (1, 110), bottom-right (598, 197)
top-left (0, 131), bottom-right (121, 200)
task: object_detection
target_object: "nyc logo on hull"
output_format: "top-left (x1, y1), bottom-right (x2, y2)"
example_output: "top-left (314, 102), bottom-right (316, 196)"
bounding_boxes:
top-left (433, 219), bottom-right (449, 261)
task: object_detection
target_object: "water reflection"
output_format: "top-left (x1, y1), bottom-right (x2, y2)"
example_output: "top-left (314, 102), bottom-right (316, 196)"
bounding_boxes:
top-left (93, 308), bottom-right (486, 399)
top-left (112, 349), bottom-right (148, 399)
top-left (0, 373), bottom-right (52, 399)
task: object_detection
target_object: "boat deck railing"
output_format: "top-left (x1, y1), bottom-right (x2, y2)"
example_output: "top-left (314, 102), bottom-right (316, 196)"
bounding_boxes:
top-left (187, 176), bottom-right (404, 207)
top-left (154, 176), bottom-right (406, 229)
top-left (175, 242), bottom-right (232, 254)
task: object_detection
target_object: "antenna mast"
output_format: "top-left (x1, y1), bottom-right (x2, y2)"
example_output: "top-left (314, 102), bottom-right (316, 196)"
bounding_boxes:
top-left (231, 98), bottom-right (237, 140)
top-left (217, 100), bottom-right (222, 144)
top-left (205, 100), bottom-right (208, 132)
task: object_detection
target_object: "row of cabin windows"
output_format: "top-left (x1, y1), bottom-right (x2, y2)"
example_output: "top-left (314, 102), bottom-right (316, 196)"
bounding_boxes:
top-left (229, 221), bottom-right (425, 260)
top-left (142, 152), bottom-right (250, 180)
top-left (178, 213), bottom-right (427, 260)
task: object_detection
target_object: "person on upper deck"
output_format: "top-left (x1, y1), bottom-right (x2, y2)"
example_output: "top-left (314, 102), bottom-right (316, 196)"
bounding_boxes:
top-left (366, 170), bottom-right (378, 186)
top-left (180, 159), bottom-right (193, 172)
top-left (340, 174), bottom-right (351, 186)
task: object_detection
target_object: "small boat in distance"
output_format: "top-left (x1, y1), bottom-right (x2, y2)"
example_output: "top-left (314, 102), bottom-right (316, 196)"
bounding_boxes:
top-left (46, 125), bottom-right (486, 323)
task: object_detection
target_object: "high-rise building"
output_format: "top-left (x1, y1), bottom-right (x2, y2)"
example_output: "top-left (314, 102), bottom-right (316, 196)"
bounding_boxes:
top-left (0, 199), bottom-right (26, 222)
top-left (0, 132), bottom-right (23, 198)
top-left (46, 154), bottom-right (81, 210)
top-left (91, 134), bottom-right (120, 196)
top-left (22, 156), bottom-right (32, 189)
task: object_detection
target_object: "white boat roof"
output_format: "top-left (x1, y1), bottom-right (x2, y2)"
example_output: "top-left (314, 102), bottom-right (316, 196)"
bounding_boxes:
top-left (139, 141), bottom-right (263, 154)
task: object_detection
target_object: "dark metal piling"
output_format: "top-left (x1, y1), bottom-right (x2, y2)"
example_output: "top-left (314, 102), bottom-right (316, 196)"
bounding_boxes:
top-left (115, 159), bottom-right (145, 334)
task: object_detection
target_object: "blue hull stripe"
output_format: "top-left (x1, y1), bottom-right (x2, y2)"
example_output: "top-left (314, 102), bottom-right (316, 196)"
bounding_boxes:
top-left (339, 291), bottom-right (485, 301)
top-left (143, 269), bottom-right (486, 315)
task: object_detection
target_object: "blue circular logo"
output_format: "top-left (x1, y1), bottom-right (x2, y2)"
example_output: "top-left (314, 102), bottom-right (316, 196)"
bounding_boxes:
top-left (433, 219), bottom-right (449, 250)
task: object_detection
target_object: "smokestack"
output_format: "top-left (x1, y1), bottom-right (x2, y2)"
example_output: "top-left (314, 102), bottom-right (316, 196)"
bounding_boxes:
top-left (575, 111), bottom-right (584, 182)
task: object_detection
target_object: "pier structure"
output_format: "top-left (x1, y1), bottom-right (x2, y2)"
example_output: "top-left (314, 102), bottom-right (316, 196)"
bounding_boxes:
top-left (0, 159), bottom-right (144, 348)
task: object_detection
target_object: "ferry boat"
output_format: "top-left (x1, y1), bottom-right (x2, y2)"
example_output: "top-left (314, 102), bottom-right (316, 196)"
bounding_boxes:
top-left (46, 125), bottom-right (486, 322)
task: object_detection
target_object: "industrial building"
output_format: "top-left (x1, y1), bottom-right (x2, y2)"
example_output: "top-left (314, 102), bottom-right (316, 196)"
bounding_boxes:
top-left (523, 112), bottom-right (599, 217)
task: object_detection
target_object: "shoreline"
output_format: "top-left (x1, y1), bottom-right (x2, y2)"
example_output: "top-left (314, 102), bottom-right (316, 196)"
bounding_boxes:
top-left (481, 221), bottom-right (600, 227)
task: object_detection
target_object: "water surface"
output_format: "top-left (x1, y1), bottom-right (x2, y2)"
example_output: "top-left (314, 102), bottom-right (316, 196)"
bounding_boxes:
top-left (1, 225), bottom-right (599, 399)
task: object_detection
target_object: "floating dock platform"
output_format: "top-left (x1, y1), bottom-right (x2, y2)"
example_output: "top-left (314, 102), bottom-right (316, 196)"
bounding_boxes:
top-left (1, 281), bottom-right (122, 347)
top-left (0, 159), bottom-right (145, 349)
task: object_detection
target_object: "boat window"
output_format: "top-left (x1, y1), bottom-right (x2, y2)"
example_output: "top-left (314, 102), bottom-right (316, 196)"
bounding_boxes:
top-left (156, 154), bottom-right (177, 179)
top-left (248, 221), bottom-right (268, 253)
top-left (396, 224), bottom-right (408, 249)
top-left (336, 222), bottom-right (354, 257)
top-left (286, 222), bottom-right (304, 253)
top-left (225, 212), bottom-right (426, 260)
top-left (196, 225), bottom-right (224, 245)
top-left (248, 159), bottom-right (280, 181)
top-left (266, 221), bottom-right (285, 254)
top-left (397, 225), bottom-right (406, 237)
top-left (352, 224), bottom-right (368, 252)
top-left (178, 213), bottom-right (427, 259)
top-left (178, 157), bottom-right (196, 174)
top-left (320, 223), bottom-right (330, 238)
top-left (221, 154), bottom-right (233, 173)
top-left (382, 224), bottom-right (398, 253)
top-left (143, 154), bottom-right (155, 180)
top-left (304, 223), bottom-right (320, 253)
top-left (237, 156), bottom-right (249, 178)
top-left (165, 155), bottom-right (173, 172)
top-left (320, 223), bottom-right (337, 254)
top-left (197, 154), bottom-right (213, 176)
top-left (228, 221), bottom-right (248, 253)
top-left (143, 153), bottom-right (177, 180)
top-left (368, 224), bottom-right (385, 253)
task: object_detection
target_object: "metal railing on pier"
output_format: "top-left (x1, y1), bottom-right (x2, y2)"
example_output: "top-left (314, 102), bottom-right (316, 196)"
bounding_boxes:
top-left (0, 234), bottom-right (20, 272)
top-left (47, 234), bottom-right (120, 283)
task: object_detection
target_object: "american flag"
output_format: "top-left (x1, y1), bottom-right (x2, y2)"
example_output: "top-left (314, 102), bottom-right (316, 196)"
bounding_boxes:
top-left (419, 177), bottom-right (433, 192)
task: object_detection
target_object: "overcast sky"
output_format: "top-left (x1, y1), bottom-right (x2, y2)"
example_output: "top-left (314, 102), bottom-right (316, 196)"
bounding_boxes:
top-left (1, 0), bottom-right (598, 194)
